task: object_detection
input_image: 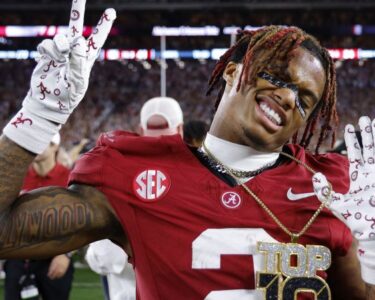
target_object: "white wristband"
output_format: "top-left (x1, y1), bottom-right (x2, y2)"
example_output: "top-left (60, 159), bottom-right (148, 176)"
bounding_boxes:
top-left (358, 240), bottom-right (375, 285)
top-left (3, 108), bottom-right (60, 154)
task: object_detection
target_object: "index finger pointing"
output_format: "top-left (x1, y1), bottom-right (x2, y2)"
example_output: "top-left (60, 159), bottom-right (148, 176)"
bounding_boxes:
top-left (68, 0), bottom-right (86, 43)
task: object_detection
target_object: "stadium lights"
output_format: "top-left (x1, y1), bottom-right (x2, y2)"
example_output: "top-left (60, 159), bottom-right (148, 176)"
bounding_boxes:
top-left (0, 48), bottom-right (374, 60)
top-left (328, 48), bottom-right (358, 60)
top-left (359, 49), bottom-right (375, 59)
top-left (0, 50), bottom-right (38, 59)
top-left (1, 25), bottom-right (374, 38)
top-left (222, 26), bottom-right (262, 35)
top-left (0, 25), bottom-right (250, 37)
top-left (0, 26), bottom-right (91, 37)
top-left (0, 26), bottom-right (118, 37)
top-left (211, 48), bottom-right (227, 60)
top-left (192, 50), bottom-right (211, 60)
top-left (152, 26), bottom-right (220, 36)
top-left (353, 25), bottom-right (363, 36)
top-left (223, 26), bottom-right (241, 35)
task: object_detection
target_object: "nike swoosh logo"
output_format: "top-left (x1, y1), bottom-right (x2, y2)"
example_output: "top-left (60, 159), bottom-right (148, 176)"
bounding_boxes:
top-left (287, 188), bottom-right (315, 201)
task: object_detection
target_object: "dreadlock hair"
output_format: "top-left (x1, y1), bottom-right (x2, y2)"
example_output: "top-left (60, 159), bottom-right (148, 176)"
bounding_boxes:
top-left (206, 25), bottom-right (338, 154)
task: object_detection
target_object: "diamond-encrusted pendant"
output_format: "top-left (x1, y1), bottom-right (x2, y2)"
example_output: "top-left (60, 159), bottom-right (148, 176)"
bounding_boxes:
top-left (257, 242), bottom-right (332, 299)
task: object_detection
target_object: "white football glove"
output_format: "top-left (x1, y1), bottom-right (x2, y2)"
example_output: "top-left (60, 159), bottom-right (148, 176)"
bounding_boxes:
top-left (3, 0), bottom-right (116, 153)
top-left (313, 116), bottom-right (375, 285)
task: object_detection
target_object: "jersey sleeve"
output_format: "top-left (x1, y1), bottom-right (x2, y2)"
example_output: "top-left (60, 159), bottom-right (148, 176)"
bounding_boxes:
top-left (319, 152), bottom-right (350, 194)
top-left (69, 145), bottom-right (107, 188)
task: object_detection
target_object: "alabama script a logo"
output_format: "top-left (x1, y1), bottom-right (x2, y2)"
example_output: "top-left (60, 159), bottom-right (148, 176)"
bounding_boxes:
top-left (221, 191), bottom-right (242, 209)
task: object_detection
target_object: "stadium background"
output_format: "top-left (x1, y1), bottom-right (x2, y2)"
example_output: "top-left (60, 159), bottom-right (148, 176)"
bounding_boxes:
top-left (0, 0), bottom-right (374, 299)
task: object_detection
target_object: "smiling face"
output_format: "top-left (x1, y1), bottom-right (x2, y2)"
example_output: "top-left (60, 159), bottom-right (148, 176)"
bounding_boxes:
top-left (209, 47), bottom-right (326, 152)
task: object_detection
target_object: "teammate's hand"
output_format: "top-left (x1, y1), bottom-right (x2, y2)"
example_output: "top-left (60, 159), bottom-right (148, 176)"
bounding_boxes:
top-left (47, 254), bottom-right (71, 280)
top-left (23, 0), bottom-right (116, 124)
top-left (312, 116), bottom-right (375, 284)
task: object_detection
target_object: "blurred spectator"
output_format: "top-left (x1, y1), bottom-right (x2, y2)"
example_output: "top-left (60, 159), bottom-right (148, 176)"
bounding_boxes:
top-left (85, 96), bottom-right (184, 300)
top-left (139, 96), bottom-right (184, 137)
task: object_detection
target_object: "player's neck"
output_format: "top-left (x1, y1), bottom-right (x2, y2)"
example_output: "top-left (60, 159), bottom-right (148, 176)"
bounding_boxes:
top-left (203, 133), bottom-right (280, 172)
top-left (32, 156), bottom-right (56, 177)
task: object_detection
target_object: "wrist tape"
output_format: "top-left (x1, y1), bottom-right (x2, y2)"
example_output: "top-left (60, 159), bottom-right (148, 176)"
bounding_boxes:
top-left (3, 108), bottom-right (60, 154)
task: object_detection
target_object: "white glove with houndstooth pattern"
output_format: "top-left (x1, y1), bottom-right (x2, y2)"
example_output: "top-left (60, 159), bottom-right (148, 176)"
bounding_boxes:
top-left (313, 116), bottom-right (375, 285)
top-left (3, 0), bottom-right (116, 153)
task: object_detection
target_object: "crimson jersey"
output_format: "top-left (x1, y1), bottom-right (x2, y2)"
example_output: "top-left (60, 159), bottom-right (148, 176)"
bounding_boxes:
top-left (22, 163), bottom-right (70, 192)
top-left (70, 131), bottom-right (352, 300)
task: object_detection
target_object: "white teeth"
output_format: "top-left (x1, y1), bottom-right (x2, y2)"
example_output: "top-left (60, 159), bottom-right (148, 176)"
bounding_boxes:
top-left (259, 102), bottom-right (282, 125)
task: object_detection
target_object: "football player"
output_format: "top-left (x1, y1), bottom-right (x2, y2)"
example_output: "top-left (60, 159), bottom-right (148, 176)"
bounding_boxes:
top-left (0, 1), bottom-right (374, 299)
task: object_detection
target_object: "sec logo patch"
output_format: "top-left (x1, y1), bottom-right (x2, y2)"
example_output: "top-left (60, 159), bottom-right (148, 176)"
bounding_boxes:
top-left (221, 191), bottom-right (241, 209)
top-left (133, 169), bottom-right (171, 202)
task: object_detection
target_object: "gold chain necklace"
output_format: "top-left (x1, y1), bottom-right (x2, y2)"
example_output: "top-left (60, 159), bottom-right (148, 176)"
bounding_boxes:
top-left (198, 149), bottom-right (279, 178)
top-left (202, 142), bottom-right (331, 243)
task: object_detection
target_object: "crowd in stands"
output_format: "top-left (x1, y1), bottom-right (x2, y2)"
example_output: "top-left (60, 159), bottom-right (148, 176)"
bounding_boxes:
top-left (1, 9), bottom-right (375, 50)
top-left (0, 58), bottom-right (373, 153)
top-left (336, 60), bottom-right (375, 133)
top-left (1, 7), bottom-right (375, 27)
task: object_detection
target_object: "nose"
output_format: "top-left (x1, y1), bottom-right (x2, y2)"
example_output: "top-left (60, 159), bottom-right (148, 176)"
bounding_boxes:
top-left (272, 87), bottom-right (296, 111)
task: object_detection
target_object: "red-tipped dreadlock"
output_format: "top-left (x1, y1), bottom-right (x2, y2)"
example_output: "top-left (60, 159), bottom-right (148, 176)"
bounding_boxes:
top-left (206, 25), bottom-right (338, 154)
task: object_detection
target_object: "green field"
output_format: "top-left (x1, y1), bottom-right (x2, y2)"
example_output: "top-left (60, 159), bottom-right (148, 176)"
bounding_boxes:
top-left (0, 267), bottom-right (105, 300)
top-left (70, 267), bottom-right (104, 300)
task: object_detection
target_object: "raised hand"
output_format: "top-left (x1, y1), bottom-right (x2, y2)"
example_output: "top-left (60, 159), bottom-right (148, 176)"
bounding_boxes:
top-left (23, 0), bottom-right (116, 124)
top-left (313, 116), bottom-right (375, 285)
top-left (4, 0), bottom-right (116, 153)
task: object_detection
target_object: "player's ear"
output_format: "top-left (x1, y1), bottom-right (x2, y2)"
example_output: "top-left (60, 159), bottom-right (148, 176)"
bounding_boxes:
top-left (223, 62), bottom-right (239, 87)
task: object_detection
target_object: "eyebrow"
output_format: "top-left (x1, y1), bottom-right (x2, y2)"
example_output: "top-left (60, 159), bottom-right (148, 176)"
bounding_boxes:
top-left (298, 87), bottom-right (320, 106)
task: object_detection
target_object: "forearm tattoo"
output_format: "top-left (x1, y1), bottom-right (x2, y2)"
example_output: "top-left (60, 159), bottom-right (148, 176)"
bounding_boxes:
top-left (0, 136), bottom-right (35, 210)
top-left (366, 284), bottom-right (375, 300)
top-left (0, 187), bottom-right (95, 252)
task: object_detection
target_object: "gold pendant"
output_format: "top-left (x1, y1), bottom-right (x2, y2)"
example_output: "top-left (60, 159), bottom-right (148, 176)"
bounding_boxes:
top-left (256, 242), bottom-right (332, 300)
